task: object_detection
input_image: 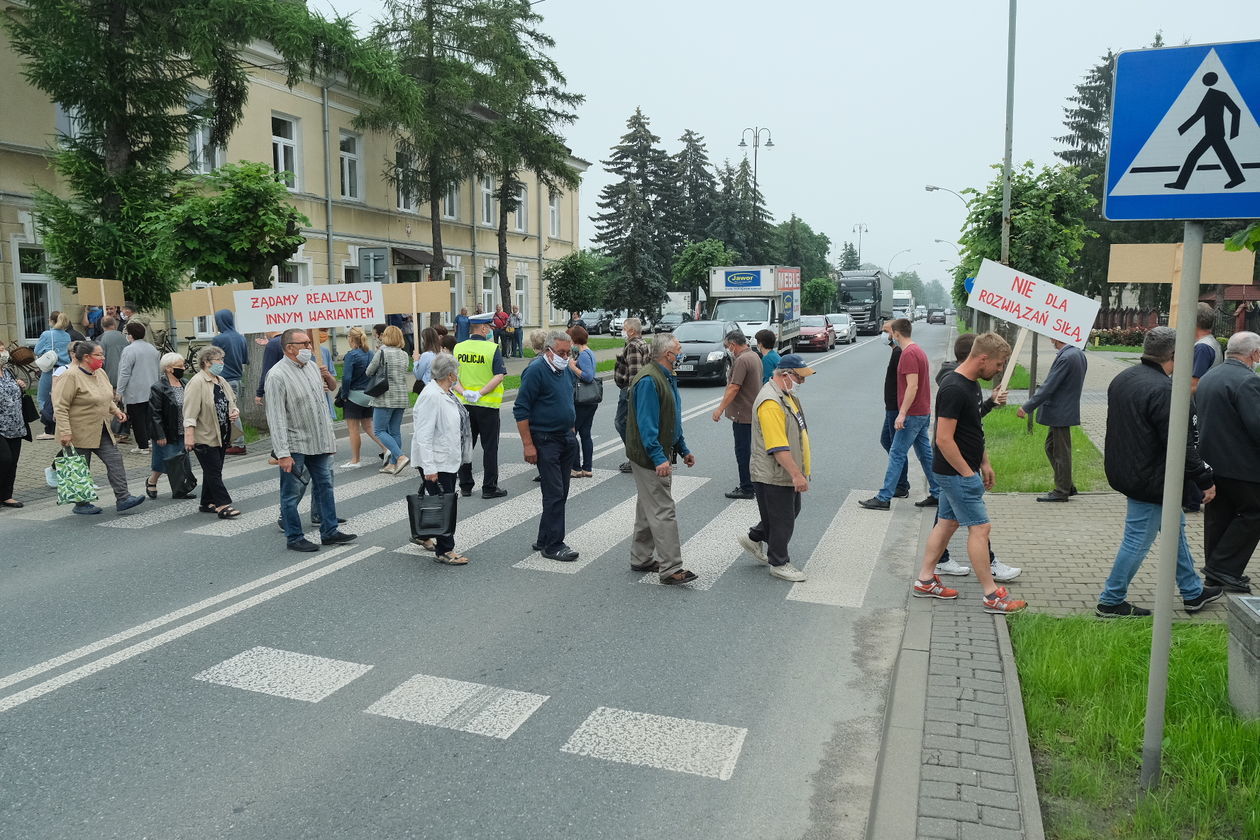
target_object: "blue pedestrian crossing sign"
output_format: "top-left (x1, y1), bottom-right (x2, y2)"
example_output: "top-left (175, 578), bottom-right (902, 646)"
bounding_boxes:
top-left (1105, 40), bottom-right (1260, 221)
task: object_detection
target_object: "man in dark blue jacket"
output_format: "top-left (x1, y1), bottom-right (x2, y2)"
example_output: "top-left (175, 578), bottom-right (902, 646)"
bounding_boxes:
top-left (1096, 327), bottom-right (1223, 617)
top-left (514, 329), bottom-right (579, 562)
top-left (1016, 338), bottom-right (1087, 502)
top-left (212, 309), bottom-right (249, 454)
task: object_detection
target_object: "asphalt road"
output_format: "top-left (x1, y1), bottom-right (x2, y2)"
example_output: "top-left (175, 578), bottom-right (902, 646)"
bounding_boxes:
top-left (0, 324), bottom-right (953, 840)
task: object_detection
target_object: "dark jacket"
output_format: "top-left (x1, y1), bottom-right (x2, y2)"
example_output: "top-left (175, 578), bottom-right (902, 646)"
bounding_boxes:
top-left (148, 378), bottom-right (185, 443)
top-left (1195, 358), bottom-right (1260, 483)
top-left (1021, 344), bottom-right (1086, 427)
top-left (211, 309), bottom-right (248, 382)
top-left (255, 335), bottom-right (284, 398)
top-left (1105, 357), bottom-right (1213, 503)
top-left (883, 346), bottom-right (901, 411)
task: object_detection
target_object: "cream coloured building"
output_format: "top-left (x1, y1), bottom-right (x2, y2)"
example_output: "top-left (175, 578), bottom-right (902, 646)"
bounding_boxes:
top-left (0, 11), bottom-right (588, 346)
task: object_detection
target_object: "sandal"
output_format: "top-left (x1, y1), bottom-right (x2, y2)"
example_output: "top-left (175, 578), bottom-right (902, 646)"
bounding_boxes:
top-left (434, 551), bottom-right (469, 565)
top-left (630, 559), bottom-right (660, 572)
top-left (145, 480), bottom-right (158, 500)
top-left (198, 504), bottom-right (218, 513)
top-left (409, 536), bottom-right (437, 551)
top-left (661, 569), bottom-right (698, 585)
top-left (216, 506), bottom-right (241, 519)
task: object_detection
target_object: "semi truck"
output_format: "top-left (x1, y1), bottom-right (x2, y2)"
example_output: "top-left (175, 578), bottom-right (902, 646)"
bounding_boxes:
top-left (892, 289), bottom-right (914, 320)
top-left (707, 265), bottom-right (801, 351)
top-left (837, 270), bottom-right (894, 334)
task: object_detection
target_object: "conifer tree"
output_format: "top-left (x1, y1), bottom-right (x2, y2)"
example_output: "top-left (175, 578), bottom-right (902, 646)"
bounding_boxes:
top-left (838, 241), bottom-right (861, 271)
top-left (735, 157), bottom-right (772, 263)
top-left (673, 129), bottom-right (719, 244)
top-left (600, 183), bottom-right (666, 320)
top-left (707, 161), bottom-right (751, 259)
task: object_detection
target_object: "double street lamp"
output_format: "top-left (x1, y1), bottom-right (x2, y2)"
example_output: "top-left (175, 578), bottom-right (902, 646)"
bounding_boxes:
top-left (738, 127), bottom-right (774, 197)
top-left (851, 223), bottom-right (868, 265)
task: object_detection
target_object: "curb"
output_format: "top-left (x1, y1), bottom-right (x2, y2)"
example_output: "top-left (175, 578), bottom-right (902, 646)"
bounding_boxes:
top-left (993, 613), bottom-right (1047, 839)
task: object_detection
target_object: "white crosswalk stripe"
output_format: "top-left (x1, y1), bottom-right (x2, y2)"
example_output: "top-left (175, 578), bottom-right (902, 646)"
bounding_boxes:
top-left (513, 475), bottom-right (709, 574)
top-left (99, 478), bottom-right (282, 530)
top-left (194, 646), bottom-right (373, 703)
top-left (365, 673), bottom-right (550, 740)
top-left (787, 490), bottom-right (895, 608)
top-left (638, 498), bottom-right (759, 590)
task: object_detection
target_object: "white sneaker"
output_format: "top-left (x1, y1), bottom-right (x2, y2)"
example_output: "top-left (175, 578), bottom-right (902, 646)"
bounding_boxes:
top-left (990, 559), bottom-right (1022, 582)
top-left (738, 533), bottom-right (769, 564)
top-left (935, 558), bottom-right (971, 576)
top-left (769, 562), bottom-right (806, 582)
top-left (340, 460), bottom-right (362, 470)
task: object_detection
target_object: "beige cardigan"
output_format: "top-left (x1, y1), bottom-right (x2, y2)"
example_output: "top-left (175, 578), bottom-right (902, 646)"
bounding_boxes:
top-left (53, 365), bottom-right (122, 449)
top-left (183, 370), bottom-right (238, 447)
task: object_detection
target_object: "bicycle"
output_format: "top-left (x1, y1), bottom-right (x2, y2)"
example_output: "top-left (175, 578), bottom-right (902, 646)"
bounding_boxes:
top-left (184, 338), bottom-right (211, 369)
top-left (4, 341), bottom-right (41, 390)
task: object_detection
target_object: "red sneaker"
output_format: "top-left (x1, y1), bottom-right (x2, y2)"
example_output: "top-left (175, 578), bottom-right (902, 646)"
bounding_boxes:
top-left (982, 586), bottom-right (1027, 614)
top-left (913, 575), bottom-right (958, 600)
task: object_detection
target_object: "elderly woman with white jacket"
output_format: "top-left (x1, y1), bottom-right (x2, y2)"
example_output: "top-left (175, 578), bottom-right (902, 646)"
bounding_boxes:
top-left (410, 353), bottom-right (472, 564)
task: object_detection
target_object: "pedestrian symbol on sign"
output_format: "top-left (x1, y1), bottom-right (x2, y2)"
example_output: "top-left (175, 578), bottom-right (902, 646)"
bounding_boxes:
top-left (1164, 72), bottom-right (1245, 191)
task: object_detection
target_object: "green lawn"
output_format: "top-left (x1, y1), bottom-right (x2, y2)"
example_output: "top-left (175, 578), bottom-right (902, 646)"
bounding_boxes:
top-left (982, 406), bottom-right (1105, 493)
top-left (1088, 344), bottom-right (1143, 353)
top-left (1011, 614), bottom-right (1260, 840)
top-left (979, 363), bottom-right (1030, 391)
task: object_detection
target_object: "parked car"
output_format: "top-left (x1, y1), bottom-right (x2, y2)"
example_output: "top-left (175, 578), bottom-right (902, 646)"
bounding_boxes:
top-left (927, 308), bottom-right (946, 325)
top-left (581, 310), bottom-right (613, 335)
top-left (654, 311), bottom-right (694, 333)
top-left (610, 312), bottom-right (653, 336)
top-left (825, 312), bottom-right (857, 344)
top-left (945, 307), bottom-right (956, 316)
top-left (794, 315), bottom-right (834, 352)
top-left (672, 320), bottom-right (738, 384)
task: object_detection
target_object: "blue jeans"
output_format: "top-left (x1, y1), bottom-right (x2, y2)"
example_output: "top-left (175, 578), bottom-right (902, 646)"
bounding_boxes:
top-left (279, 452), bottom-right (338, 543)
top-left (732, 421), bottom-right (752, 492)
top-left (37, 371), bottom-right (56, 434)
top-left (226, 380), bottom-right (246, 447)
top-left (1099, 498), bottom-right (1204, 606)
top-left (936, 472), bottom-right (989, 527)
top-left (373, 407), bottom-right (404, 464)
top-left (879, 410), bottom-right (910, 494)
top-left (878, 414), bottom-right (938, 501)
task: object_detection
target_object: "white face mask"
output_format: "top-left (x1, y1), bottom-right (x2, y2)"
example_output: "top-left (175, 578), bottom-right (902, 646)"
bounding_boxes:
top-left (0, 351), bottom-right (9, 365)
top-left (545, 351), bottom-right (568, 372)
top-left (296, 348), bottom-right (313, 364)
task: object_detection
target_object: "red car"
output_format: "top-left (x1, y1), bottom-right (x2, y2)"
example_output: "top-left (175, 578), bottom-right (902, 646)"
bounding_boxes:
top-left (794, 315), bottom-right (834, 352)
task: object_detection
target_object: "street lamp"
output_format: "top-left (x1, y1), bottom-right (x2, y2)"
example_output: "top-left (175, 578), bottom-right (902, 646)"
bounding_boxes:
top-left (851, 223), bottom-right (868, 265)
top-left (934, 238), bottom-right (960, 255)
top-left (888, 249), bottom-right (911, 276)
top-left (924, 184), bottom-right (969, 209)
top-left (738, 127), bottom-right (774, 197)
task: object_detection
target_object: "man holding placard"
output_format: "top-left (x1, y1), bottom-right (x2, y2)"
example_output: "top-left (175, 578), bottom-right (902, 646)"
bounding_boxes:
top-left (1016, 338), bottom-right (1087, 503)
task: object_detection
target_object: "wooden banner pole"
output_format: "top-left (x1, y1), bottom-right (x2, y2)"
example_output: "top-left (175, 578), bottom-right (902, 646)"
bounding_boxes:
top-left (410, 284), bottom-right (419, 351)
top-left (996, 327), bottom-right (1028, 395)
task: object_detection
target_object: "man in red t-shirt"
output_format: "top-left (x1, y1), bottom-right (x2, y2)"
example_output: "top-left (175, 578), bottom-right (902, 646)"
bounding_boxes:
top-left (860, 319), bottom-right (941, 510)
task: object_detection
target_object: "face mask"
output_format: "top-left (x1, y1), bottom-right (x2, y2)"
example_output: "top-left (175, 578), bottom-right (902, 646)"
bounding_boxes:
top-left (781, 378), bottom-right (796, 393)
top-left (0, 352), bottom-right (9, 365)
top-left (87, 357), bottom-right (105, 372)
top-left (886, 335), bottom-right (895, 347)
top-left (172, 368), bottom-right (186, 378)
top-left (209, 363), bottom-right (224, 376)
top-left (545, 351), bottom-right (567, 372)
top-left (296, 348), bottom-right (313, 364)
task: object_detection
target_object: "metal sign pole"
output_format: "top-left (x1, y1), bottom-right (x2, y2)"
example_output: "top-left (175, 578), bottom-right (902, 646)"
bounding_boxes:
top-left (1140, 219), bottom-right (1204, 790)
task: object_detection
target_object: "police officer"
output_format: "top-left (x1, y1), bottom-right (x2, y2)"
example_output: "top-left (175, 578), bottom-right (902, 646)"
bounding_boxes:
top-left (455, 312), bottom-right (508, 498)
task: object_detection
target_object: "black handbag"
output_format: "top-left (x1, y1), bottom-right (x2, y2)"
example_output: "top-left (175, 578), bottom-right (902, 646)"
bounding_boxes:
top-left (21, 393), bottom-right (39, 424)
top-left (574, 378), bottom-right (604, 406)
top-left (406, 490), bottom-right (457, 539)
top-left (333, 387), bottom-right (346, 409)
top-left (165, 451), bottom-right (199, 498)
top-left (363, 351), bottom-right (389, 398)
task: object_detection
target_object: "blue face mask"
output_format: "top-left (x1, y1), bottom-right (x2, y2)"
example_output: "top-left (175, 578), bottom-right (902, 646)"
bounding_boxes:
top-left (209, 362), bottom-right (225, 376)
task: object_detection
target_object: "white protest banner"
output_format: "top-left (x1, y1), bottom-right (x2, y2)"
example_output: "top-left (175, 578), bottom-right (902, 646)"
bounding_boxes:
top-left (967, 259), bottom-right (1101, 348)
top-left (232, 283), bottom-right (386, 334)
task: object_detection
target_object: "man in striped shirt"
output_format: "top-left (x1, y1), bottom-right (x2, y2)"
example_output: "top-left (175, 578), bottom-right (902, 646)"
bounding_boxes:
top-left (613, 318), bottom-right (650, 473)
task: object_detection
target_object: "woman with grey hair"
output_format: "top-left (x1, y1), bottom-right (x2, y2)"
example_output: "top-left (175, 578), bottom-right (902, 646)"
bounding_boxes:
top-left (183, 345), bottom-right (241, 518)
top-left (145, 351), bottom-right (196, 499)
top-left (409, 352), bottom-right (472, 564)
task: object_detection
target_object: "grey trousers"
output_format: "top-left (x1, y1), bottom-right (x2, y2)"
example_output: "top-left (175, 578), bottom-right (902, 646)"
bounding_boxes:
top-left (80, 424), bottom-right (131, 503)
top-left (1044, 425), bottom-right (1073, 497)
top-left (630, 461), bottom-right (683, 579)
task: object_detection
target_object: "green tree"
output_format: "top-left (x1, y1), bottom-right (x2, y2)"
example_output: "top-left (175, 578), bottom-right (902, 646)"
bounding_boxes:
top-left (734, 157), bottom-right (772, 263)
top-left (543, 250), bottom-right (608, 314)
top-left (1226, 223), bottom-right (1260, 253)
top-left (672, 238), bottom-right (740, 302)
top-left (768, 215), bottom-right (831, 283)
top-left (838, 241), bottom-right (861, 271)
top-left (143, 162), bottom-right (310, 288)
top-left (673, 129), bottom-right (719, 243)
top-left (802, 277), bottom-right (835, 315)
top-left (921, 279), bottom-right (948, 308)
top-left (6, 0), bottom-right (412, 310)
top-left (601, 182), bottom-right (666, 320)
top-left (893, 270), bottom-right (924, 304)
top-left (707, 161), bottom-right (750, 258)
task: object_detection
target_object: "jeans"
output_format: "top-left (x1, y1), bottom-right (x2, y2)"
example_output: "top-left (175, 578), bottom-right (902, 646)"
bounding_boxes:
top-left (535, 431), bottom-right (576, 551)
top-left (37, 371), bottom-right (56, 434)
top-left (226, 380), bottom-right (246, 447)
top-left (615, 387), bottom-right (630, 443)
top-left (1099, 498), bottom-right (1204, 606)
top-left (732, 422), bottom-right (753, 492)
top-left (879, 410), bottom-right (910, 495)
top-left (511, 329), bottom-right (523, 357)
top-left (373, 407), bottom-right (405, 464)
top-left (573, 404), bottom-right (597, 471)
top-left (279, 452), bottom-right (338, 543)
top-left (878, 414), bottom-right (938, 501)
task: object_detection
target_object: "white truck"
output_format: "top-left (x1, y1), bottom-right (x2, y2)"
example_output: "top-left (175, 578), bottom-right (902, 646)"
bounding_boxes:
top-left (892, 289), bottom-right (914, 320)
top-left (707, 265), bottom-right (801, 351)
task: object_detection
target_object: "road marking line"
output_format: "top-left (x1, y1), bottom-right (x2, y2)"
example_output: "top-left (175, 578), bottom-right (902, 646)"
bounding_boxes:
top-left (392, 468), bottom-right (617, 556)
top-left (561, 706), bottom-right (747, 780)
top-left (98, 478), bottom-right (282, 529)
top-left (638, 498), bottom-right (758, 590)
top-left (0, 546), bottom-right (380, 713)
top-left (787, 490), bottom-right (895, 608)
top-left (513, 475), bottom-right (709, 574)
top-left (194, 646), bottom-right (373, 702)
top-left (365, 673), bottom-right (549, 739)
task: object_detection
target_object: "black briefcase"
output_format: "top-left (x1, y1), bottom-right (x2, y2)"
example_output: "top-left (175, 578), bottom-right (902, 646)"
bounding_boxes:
top-left (406, 491), bottom-right (457, 539)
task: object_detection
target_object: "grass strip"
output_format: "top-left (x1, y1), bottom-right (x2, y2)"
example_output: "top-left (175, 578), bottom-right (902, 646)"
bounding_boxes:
top-left (1010, 614), bottom-right (1259, 840)
top-left (981, 406), bottom-right (1105, 493)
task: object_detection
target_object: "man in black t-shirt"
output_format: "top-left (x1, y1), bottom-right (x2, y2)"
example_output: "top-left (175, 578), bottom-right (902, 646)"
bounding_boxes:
top-left (912, 332), bottom-right (1027, 615)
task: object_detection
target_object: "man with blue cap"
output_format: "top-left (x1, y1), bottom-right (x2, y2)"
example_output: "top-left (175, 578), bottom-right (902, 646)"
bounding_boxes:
top-left (455, 311), bottom-right (508, 498)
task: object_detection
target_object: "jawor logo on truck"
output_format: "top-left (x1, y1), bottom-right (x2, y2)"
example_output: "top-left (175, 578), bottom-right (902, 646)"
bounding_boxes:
top-left (724, 271), bottom-right (759, 288)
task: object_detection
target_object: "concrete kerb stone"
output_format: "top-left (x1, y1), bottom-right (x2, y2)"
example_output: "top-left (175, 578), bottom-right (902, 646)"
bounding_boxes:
top-left (994, 613), bottom-right (1047, 839)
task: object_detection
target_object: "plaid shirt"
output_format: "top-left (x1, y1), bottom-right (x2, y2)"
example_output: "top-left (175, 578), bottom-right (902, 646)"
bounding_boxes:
top-left (614, 336), bottom-right (650, 389)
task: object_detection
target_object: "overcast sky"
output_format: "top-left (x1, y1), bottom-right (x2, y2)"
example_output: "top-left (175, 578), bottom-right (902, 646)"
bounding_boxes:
top-left (309, 0), bottom-right (1250, 288)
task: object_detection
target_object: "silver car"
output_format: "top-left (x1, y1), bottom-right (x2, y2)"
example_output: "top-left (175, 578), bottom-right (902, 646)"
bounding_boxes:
top-left (825, 312), bottom-right (857, 344)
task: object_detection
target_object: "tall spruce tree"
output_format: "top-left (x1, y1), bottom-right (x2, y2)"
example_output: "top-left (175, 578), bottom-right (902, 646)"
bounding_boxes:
top-left (707, 161), bottom-right (751, 259)
top-left (601, 183), bottom-right (666, 319)
top-left (734, 157), bottom-right (772, 263)
top-left (838, 241), bottom-right (861, 271)
top-left (673, 130), bottom-right (719, 244)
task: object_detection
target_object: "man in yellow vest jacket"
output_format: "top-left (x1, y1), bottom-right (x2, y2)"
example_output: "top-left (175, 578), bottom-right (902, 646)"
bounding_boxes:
top-left (455, 312), bottom-right (508, 498)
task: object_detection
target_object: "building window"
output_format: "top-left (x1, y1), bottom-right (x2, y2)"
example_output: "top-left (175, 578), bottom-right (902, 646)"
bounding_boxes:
top-left (443, 265), bottom-right (463, 324)
top-left (481, 265), bottom-right (497, 313)
top-left (549, 191), bottom-right (562, 238)
top-left (397, 268), bottom-right (423, 284)
top-left (16, 245), bottom-right (53, 343)
top-left (339, 132), bottom-right (362, 200)
top-left (54, 104), bottom-right (84, 143)
top-left (359, 248), bottom-right (388, 284)
top-left (397, 150), bottom-right (416, 213)
top-left (513, 187), bottom-right (526, 233)
top-left (514, 263), bottom-right (529, 322)
top-left (279, 262), bottom-right (307, 285)
top-left (188, 122), bottom-right (222, 174)
top-left (443, 184), bottom-right (459, 220)
top-left (271, 115), bottom-right (299, 189)
top-left (480, 176), bottom-right (496, 225)
top-left (343, 265), bottom-right (361, 284)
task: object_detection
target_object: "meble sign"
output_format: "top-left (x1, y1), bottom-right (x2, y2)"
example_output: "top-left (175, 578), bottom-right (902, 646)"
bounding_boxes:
top-left (724, 270), bottom-right (760, 289)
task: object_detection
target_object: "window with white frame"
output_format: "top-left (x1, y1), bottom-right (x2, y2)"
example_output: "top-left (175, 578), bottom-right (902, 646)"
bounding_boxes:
top-left (443, 263), bottom-right (463, 325)
top-left (188, 122), bottom-right (222, 174)
top-left (15, 244), bottom-right (57, 343)
top-left (54, 103), bottom-right (84, 143)
top-left (397, 150), bottom-right (416, 212)
top-left (279, 262), bottom-right (308, 285)
top-left (549, 191), bottom-right (562, 238)
top-left (481, 264), bottom-right (497, 313)
top-left (343, 265), bottom-right (361, 284)
top-left (271, 114), bottom-right (299, 189)
top-left (339, 132), bottom-right (362, 200)
top-left (480, 176), bottom-right (496, 225)
top-left (443, 184), bottom-right (459, 219)
top-left (513, 187), bottom-right (527, 232)
top-left (513, 262), bottom-right (529, 322)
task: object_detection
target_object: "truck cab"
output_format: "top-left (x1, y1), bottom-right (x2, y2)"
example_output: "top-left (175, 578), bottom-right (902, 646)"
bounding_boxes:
top-left (707, 265), bottom-right (801, 352)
